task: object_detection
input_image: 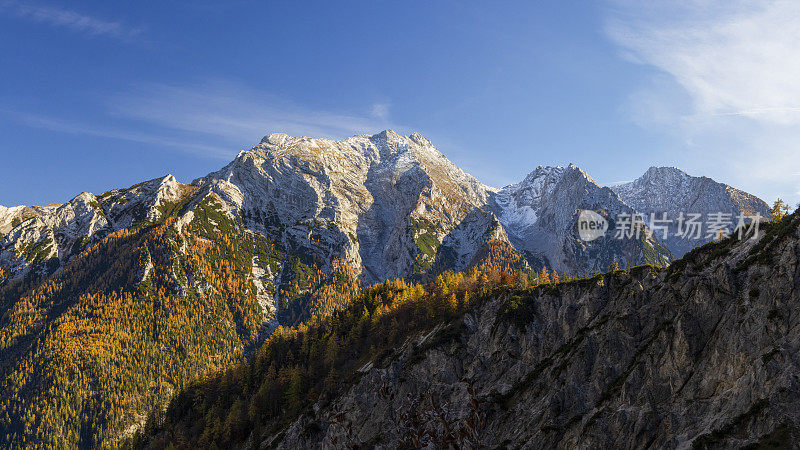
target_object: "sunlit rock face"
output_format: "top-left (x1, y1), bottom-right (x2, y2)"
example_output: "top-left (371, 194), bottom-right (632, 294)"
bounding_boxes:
top-left (0, 132), bottom-right (767, 289)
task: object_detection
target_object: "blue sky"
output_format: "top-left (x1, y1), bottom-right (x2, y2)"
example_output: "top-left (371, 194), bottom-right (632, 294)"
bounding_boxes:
top-left (2, 1), bottom-right (799, 207)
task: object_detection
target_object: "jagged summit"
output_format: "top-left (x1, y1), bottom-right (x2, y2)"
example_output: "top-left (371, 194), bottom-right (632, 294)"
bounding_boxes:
top-left (260, 132), bottom-right (291, 145)
top-left (612, 166), bottom-right (770, 257)
top-left (241, 131), bottom-right (456, 180)
top-left (490, 161), bottom-right (669, 273)
top-left (0, 172), bottom-right (193, 279)
top-left (192, 129), bottom-right (494, 284)
top-left (567, 163), bottom-right (599, 184)
top-left (408, 131), bottom-right (432, 146)
top-left (371, 128), bottom-right (403, 140)
top-left (258, 129), bottom-right (423, 149)
top-left (644, 165), bottom-right (688, 175)
top-left (506, 163), bottom-right (597, 190)
top-left (0, 130), bottom-right (769, 281)
top-left (518, 164), bottom-right (566, 183)
top-left (633, 166), bottom-right (693, 186)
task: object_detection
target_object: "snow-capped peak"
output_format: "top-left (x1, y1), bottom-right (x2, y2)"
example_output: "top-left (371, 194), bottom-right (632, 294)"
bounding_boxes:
top-left (495, 164), bottom-right (597, 224)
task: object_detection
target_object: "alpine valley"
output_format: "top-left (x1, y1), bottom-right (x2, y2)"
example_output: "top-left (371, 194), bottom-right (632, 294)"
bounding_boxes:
top-left (0, 131), bottom-right (779, 448)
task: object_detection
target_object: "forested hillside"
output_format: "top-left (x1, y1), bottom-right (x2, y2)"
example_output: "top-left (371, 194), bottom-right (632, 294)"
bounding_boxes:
top-left (0, 190), bottom-right (361, 448)
top-left (128, 264), bottom-right (554, 448)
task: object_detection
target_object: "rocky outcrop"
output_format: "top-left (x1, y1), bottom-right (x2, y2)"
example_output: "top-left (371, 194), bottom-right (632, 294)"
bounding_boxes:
top-left (0, 192), bottom-right (108, 277)
top-left (613, 166), bottom-right (771, 258)
top-left (431, 208), bottom-right (524, 274)
top-left (274, 214), bottom-right (800, 449)
top-left (490, 164), bottom-right (671, 274)
top-left (0, 174), bottom-right (190, 279)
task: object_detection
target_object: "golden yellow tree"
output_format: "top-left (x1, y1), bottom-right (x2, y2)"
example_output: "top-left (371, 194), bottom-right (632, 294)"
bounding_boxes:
top-left (539, 266), bottom-right (550, 284)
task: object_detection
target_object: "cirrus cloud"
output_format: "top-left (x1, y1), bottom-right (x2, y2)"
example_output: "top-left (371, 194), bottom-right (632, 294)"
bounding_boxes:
top-left (4, 79), bottom-right (404, 159)
top-left (605, 0), bottom-right (800, 204)
top-left (0, 0), bottom-right (144, 41)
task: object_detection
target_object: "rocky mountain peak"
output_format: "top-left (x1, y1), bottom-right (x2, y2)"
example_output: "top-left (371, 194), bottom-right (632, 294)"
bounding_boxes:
top-left (635, 166), bottom-right (692, 186)
top-left (241, 131), bottom-right (449, 179)
top-left (518, 165), bottom-right (564, 186)
top-left (0, 130), bottom-right (770, 286)
top-left (70, 192), bottom-right (96, 203)
top-left (644, 165), bottom-right (687, 177)
top-left (502, 163), bottom-right (603, 211)
top-left (566, 163), bottom-right (599, 184)
top-left (154, 174), bottom-right (181, 197)
top-left (488, 161), bottom-right (671, 273)
top-left (408, 131), bottom-right (432, 146)
top-left (260, 132), bottom-right (291, 145)
top-left (512, 163), bottom-right (598, 191)
top-left (188, 131), bottom-right (495, 285)
top-left (127, 174), bottom-right (181, 198)
top-left (612, 166), bottom-right (770, 258)
top-left (371, 128), bottom-right (403, 142)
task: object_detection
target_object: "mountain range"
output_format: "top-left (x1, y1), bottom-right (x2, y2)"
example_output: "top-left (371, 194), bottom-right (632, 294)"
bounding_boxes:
top-left (0, 130), bottom-right (769, 288)
top-left (0, 131), bottom-right (773, 447)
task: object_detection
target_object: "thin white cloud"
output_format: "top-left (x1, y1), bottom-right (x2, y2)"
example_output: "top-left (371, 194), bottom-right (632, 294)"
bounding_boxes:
top-left (605, 0), bottom-right (800, 204)
top-left (608, 180), bottom-right (633, 186)
top-left (5, 110), bottom-right (229, 158)
top-left (606, 1), bottom-right (800, 124)
top-left (0, 0), bottom-right (143, 40)
top-left (4, 80), bottom-right (403, 160)
top-left (370, 102), bottom-right (391, 122)
top-left (106, 81), bottom-right (403, 143)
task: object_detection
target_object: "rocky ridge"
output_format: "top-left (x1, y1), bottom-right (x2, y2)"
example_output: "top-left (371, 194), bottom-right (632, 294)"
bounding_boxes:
top-left (273, 212), bottom-right (800, 449)
top-left (613, 166), bottom-right (771, 258)
top-left (489, 163), bottom-right (671, 273)
top-left (0, 175), bottom-right (187, 277)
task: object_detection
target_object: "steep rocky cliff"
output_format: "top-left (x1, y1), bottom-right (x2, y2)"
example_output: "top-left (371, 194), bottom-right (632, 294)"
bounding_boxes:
top-left (490, 164), bottom-right (671, 273)
top-left (270, 212), bottom-right (800, 449)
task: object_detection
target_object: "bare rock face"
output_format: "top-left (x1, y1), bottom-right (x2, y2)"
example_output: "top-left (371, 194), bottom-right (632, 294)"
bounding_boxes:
top-left (0, 132), bottom-right (769, 321)
top-left (191, 130), bottom-right (493, 285)
top-left (613, 166), bottom-right (771, 258)
top-left (490, 164), bottom-right (671, 274)
top-left (0, 192), bottom-right (107, 277)
top-left (274, 215), bottom-right (800, 449)
top-left (431, 208), bottom-right (525, 274)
